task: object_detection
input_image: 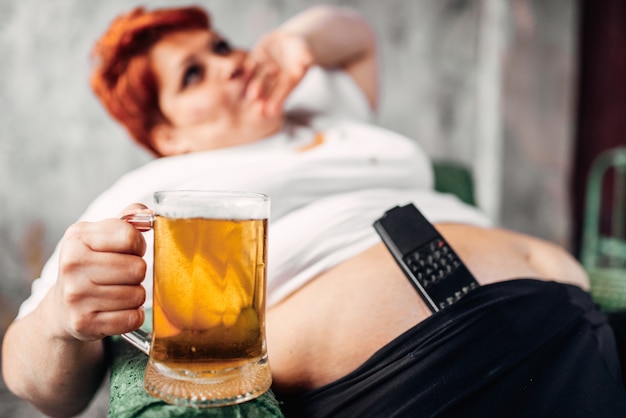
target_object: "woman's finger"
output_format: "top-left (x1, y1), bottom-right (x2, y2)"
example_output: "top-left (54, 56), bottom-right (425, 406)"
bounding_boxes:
top-left (246, 62), bottom-right (278, 101)
top-left (63, 219), bottom-right (146, 256)
top-left (67, 284), bottom-right (146, 313)
top-left (119, 203), bottom-right (150, 218)
top-left (69, 308), bottom-right (146, 340)
top-left (82, 252), bottom-right (147, 286)
top-left (264, 72), bottom-right (299, 116)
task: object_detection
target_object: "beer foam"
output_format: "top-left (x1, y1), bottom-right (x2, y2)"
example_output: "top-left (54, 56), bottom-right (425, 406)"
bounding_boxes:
top-left (154, 191), bottom-right (269, 220)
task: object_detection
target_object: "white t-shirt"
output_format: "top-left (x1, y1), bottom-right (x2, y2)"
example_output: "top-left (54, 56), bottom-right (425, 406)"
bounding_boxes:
top-left (17, 67), bottom-right (491, 317)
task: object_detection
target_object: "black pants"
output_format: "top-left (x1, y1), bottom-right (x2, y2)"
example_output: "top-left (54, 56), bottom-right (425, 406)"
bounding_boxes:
top-left (278, 279), bottom-right (626, 417)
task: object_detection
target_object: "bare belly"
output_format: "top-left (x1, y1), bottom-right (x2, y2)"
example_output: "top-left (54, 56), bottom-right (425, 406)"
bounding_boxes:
top-left (266, 224), bottom-right (588, 394)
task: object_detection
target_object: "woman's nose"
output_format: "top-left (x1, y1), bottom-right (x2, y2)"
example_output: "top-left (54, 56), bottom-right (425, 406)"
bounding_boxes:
top-left (212, 51), bottom-right (246, 81)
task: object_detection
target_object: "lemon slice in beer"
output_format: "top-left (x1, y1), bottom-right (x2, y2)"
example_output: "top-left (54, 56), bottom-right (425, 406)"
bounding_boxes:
top-left (153, 217), bottom-right (259, 331)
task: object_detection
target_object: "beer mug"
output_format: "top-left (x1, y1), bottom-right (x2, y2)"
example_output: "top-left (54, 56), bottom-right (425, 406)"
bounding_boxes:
top-left (121, 190), bottom-right (272, 407)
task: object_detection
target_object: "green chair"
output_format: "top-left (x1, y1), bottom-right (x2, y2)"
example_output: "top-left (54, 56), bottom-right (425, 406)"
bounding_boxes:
top-left (581, 147), bottom-right (626, 311)
top-left (433, 160), bottom-right (476, 207)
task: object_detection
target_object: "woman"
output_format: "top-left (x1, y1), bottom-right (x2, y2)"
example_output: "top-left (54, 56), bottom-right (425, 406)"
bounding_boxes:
top-left (3, 5), bottom-right (622, 418)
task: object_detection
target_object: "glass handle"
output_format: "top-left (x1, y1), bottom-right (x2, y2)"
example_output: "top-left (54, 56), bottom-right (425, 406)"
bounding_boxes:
top-left (121, 213), bottom-right (154, 232)
top-left (119, 212), bottom-right (154, 355)
top-left (121, 329), bottom-right (151, 355)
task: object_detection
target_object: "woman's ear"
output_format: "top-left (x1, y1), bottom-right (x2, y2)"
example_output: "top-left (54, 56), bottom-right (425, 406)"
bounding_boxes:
top-left (150, 124), bottom-right (188, 156)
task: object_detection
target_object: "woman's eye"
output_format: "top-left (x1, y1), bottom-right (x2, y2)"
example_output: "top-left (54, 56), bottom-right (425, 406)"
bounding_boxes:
top-left (214, 39), bottom-right (232, 56)
top-left (182, 64), bottom-right (203, 88)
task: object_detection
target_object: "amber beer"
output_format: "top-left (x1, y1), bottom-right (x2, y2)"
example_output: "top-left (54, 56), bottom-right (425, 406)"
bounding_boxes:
top-left (141, 190), bottom-right (271, 407)
top-left (152, 216), bottom-right (267, 372)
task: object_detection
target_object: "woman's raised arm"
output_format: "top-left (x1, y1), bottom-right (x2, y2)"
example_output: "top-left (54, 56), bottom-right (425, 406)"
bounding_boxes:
top-left (247, 5), bottom-right (379, 116)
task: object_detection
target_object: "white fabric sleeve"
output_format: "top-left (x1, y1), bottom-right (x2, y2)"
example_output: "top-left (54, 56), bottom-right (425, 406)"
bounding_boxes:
top-left (284, 66), bottom-right (374, 123)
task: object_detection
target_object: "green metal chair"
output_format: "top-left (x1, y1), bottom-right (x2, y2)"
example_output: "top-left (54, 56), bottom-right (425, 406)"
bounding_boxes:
top-left (581, 147), bottom-right (626, 311)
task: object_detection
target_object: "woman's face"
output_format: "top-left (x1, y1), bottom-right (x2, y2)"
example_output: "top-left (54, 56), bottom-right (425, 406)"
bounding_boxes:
top-left (149, 29), bottom-right (283, 156)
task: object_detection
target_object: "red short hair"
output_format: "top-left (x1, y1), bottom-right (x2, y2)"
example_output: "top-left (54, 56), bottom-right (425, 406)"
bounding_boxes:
top-left (90, 6), bottom-right (210, 155)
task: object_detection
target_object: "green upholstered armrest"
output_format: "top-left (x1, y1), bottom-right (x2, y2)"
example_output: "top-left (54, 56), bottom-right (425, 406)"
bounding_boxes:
top-left (433, 161), bottom-right (476, 207)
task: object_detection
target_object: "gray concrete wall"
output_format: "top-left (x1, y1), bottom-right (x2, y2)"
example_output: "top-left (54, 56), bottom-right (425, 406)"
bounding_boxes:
top-left (0, 0), bottom-right (578, 322)
top-left (500, 0), bottom-right (579, 246)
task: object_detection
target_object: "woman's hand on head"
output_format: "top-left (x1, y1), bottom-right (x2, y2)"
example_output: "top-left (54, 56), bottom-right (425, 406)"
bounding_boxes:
top-left (52, 204), bottom-right (149, 342)
top-left (246, 30), bottom-right (314, 117)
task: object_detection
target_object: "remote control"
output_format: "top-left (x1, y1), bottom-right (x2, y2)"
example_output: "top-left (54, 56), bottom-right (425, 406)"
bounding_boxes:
top-left (373, 203), bottom-right (479, 312)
